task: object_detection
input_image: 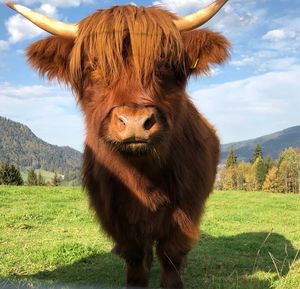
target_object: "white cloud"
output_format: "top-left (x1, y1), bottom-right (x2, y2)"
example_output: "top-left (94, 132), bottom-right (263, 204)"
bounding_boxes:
top-left (190, 66), bottom-right (300, 144)
top-left (0, 83), bottom-right (84, 151)
top-left (231, 56), bottom-right (256, 68)
top-left (262, 29), bottom-right (297, 41)
top-left (39, 3), bottom-right (57, 15)
top-left (260, 57), bottom-right (299, 72)
top-left (231, 53), bottom-right (299, 73)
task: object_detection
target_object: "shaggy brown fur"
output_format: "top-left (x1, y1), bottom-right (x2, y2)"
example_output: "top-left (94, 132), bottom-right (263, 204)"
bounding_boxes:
top-left (71, 6), bottom-right (184, 89)
top-left (26, 5), bottom-right (230, 289)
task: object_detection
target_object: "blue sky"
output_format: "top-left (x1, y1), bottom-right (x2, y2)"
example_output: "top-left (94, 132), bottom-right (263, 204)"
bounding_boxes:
top-left (0, 0), bottom-right (299, 151)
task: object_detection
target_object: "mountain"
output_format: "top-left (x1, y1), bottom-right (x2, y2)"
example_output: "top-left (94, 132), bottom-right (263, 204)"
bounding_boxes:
top-left (221, 126), bottom-right (300, 163)
top-left (0, 116), bottom-right (82, 174)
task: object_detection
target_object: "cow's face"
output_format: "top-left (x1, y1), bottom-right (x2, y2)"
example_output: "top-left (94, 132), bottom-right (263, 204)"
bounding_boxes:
top-left (9, 2), bottom-right (230, 157)
top-left (71, 6), bottom-right (188, 157)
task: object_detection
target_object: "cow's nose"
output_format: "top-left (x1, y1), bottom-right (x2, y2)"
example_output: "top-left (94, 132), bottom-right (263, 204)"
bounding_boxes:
top-left (110, 106), bottom-right (161, 141)
top-left (118, 113), bottom-right (156, 131)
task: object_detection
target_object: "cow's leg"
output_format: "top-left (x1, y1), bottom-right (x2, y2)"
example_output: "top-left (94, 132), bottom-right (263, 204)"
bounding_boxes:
top-left (156, 230), bottom-right (193, 289)
top-left (116, 241), bottom-right (153, 288)
top-left (125, 244), bottom-right (153, 288)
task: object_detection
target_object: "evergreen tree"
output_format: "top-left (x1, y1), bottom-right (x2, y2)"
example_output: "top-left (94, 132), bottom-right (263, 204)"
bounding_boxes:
top-left (264, 155), bottom-right (274, 172)
top-left (0, 162), bottom-right (10, 185)
top-left (52, 172), bottom-right (61, 186)
top-left (27, 168), bottom-right (38, 185)
top-left (0, 162), bottom-right (23, 185)
top-left (37, 171), bottom-right (46, 186)
top-left (9, 164), bottom-right (24, 185)
top-left (251, 144), bottom-right (263, 164)
top-left (225, 147), bottom-right (237, 168)
top-left (252, 156), bottom-right (267, 190)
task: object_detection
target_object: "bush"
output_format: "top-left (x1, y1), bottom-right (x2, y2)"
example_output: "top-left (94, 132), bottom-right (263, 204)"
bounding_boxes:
top-left (0, 162), bottom-right (23, 186)
top-left (27, 167), bottom-right (38, 186)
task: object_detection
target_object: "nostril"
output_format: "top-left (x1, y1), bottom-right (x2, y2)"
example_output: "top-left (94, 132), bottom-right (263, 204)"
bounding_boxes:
top-left (118, 115), bottom-right (128, 124)
top-left (117, 115), bottom-right (128, 131)
top-left (143, 114), bottom-right (156, 131)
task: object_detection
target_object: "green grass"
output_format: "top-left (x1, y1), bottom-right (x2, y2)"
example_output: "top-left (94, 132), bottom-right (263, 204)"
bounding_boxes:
top-left (0, 186), bottom-right (299, 289)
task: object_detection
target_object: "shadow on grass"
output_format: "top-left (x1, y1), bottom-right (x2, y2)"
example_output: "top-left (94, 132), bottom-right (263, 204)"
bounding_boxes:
top-left (4, 231), bottom-right (299, 289)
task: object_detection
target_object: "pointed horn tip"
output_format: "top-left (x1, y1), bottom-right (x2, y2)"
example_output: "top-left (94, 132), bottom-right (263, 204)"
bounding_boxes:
top-left (218, 0), bottom-right (229, 6)
top-left (6, 1), bottom-right (15, 9)
top-left (175, 0), bottom-right (229, 31)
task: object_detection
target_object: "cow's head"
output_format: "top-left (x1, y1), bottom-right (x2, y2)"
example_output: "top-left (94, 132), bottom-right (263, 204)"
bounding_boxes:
top-left (7, 1), bottom-right (230, 158)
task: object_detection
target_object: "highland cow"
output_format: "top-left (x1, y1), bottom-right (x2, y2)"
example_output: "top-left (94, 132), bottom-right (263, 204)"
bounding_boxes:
top-left (7, 1), bottom-right (230, 288)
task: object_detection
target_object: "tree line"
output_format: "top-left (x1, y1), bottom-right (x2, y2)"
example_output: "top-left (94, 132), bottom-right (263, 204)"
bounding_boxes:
top-left (216, 145), bottom-right (300, 194)
top-left (0, 162), bottom-right (62, 186)
top-left (2, 145), bottom-right (299, 192)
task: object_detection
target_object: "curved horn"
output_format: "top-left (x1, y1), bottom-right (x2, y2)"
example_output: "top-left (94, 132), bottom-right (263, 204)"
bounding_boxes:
top-left (6, 1), bottom-right (78, 38)
top-left (174, 0), bottom-right (228, 31)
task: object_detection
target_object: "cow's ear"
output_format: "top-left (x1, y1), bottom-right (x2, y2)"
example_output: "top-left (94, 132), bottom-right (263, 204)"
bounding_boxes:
top-left (26, 36), bottom-right (75, 84)
top-left (182, 29), bottom-right (230, 76)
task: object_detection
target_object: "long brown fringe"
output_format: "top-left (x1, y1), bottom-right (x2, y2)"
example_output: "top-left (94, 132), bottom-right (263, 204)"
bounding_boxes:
top-left (70, 5), bottom-right (185, 88)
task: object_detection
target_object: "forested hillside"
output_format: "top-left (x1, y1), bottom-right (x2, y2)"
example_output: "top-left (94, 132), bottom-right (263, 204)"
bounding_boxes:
top-left (0, 116), bottom-right (82, 174)
top-left (221, 126), bottom-right (300, 163)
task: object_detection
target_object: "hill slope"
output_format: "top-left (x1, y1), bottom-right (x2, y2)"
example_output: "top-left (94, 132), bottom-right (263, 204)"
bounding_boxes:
top-left (221, 126), bottom-right (300, 163)
top-left (0, 116), bottom-right (82, 174)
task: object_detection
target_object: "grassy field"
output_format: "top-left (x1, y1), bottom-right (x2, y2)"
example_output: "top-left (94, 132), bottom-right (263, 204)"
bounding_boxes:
top-left (0, 186), bottom-right (299, 289)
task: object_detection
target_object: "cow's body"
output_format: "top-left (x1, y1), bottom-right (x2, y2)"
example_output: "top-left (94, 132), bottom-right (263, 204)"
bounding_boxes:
top-left (82, 92), bottom-right (219, 288)
top-left (83, 99), bottom-right (219, 245)
top-left (8, 2), bottom-right (230, 288)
